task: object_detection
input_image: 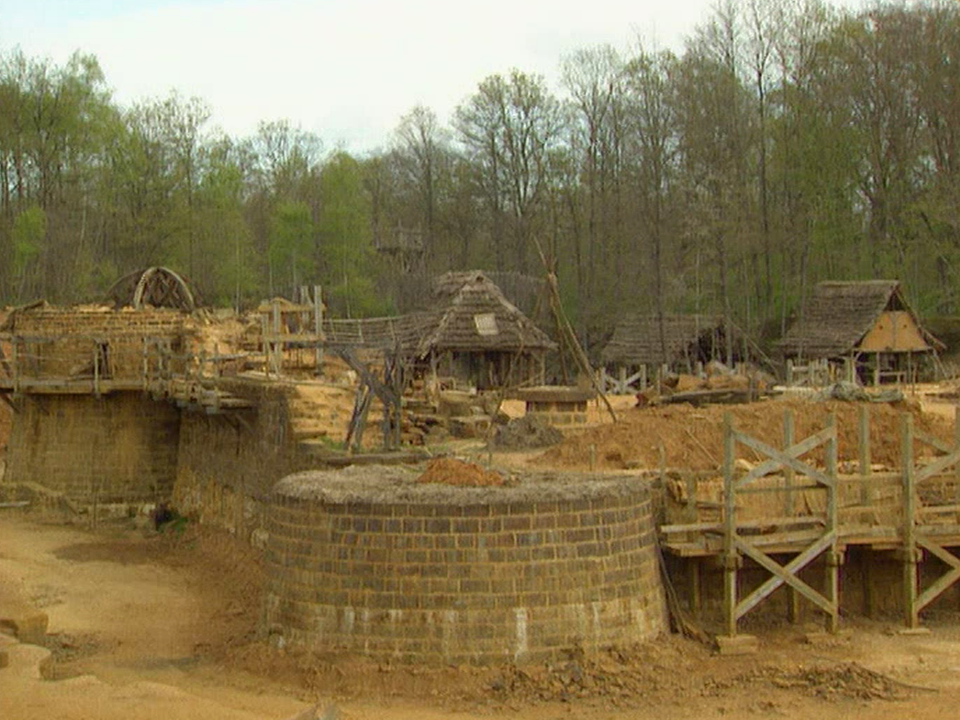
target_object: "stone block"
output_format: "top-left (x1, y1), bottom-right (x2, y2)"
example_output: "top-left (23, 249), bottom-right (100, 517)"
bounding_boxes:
top-left (0, 611), bottom-right (48, 644)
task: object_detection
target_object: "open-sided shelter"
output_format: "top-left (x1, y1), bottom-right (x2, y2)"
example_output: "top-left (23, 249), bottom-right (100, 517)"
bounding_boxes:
top-left (777, 280), bottom-right (942, 385)
top-left (600, 314), bottom-right (743, 392)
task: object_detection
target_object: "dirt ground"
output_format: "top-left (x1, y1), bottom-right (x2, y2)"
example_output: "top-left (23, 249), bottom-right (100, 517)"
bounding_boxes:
top-left (3, 516), bottom-right (960, 720)
top-left (4, 384), bottom-right (960, 719)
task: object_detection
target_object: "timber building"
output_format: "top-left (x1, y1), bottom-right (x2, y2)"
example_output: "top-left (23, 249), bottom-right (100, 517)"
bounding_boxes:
top-left (777, 280), bottom-right (942, 385)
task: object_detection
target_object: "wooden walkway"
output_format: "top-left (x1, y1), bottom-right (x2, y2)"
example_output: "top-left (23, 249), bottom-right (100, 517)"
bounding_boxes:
top-left (0, 333), bottom-right (253, 413)
top-left (660, 407), bottom-right (960, 635)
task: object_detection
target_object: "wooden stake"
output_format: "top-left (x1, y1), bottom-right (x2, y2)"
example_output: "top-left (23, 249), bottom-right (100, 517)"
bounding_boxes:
top-left (723, 412), bottom-right (738, 637)
top-left (902, 413), bottom-right (919, 629)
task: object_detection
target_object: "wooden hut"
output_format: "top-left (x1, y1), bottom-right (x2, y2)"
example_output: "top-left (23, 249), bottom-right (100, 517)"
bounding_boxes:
top-left (777, 280), bottom-right (942, 385)
top-left (416, 273), bottom-right (556, 390)
top-left (599, 314), bottom-right (743, 393)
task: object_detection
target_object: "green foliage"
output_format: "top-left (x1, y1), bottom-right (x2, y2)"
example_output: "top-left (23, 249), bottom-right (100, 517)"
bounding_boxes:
top-left (12, 206), bottom-right (45, 276)
top-left (317, 152), bottom-right (390, 317)
top-left (268, 200), bottom-right (315, 297)
top-left (1, 1), bottom-right (959, 341)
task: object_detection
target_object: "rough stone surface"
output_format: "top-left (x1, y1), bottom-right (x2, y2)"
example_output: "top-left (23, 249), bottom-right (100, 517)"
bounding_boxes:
top-left (265, 467), bottom-right (667, 665)
top-left (3, 394), bottom-right (180, 505)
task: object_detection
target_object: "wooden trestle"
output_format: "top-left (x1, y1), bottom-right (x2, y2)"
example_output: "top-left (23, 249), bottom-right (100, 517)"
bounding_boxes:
top-left (660, 406), bottom-right (960, 637)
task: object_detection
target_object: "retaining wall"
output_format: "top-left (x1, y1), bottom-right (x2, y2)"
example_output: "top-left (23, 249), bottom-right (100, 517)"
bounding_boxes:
top-left (173, 379), bottom-right (316, 538)
top-left (264, 467), bottom-right (667, 664)
top-left (2, 393), bottom-right (180, 505)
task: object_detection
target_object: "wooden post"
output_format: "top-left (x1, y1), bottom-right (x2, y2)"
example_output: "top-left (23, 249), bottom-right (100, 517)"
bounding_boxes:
top-left (272, 300), bottom-right (282, 376)
top-left (786, 359), bottom-right (794, 386)
top-left (954, 406), bottom-right (960, 506)
top-left (783, 409), bottom-right (795, 516)
top-left (618, 366), bottom-right (627, 394)
top-left (902, 413), bottom-right (919, 629)
top-left (93, 340), bottom-right (101, 398)
top-left (690, 559), bottom-right (703, 619)
top-left (723, 412), bottom-right (738, 637)
top-left (825, 413), bottom-right (840, 633)
top-left (873, 353), bottom-right (881, 387)
top-left (859, 405), bottom-right (872, 506)
top-left (260, 313), bottom-right (270, 379)
top-left (11, 338), bottom-right (19, 393)
top-left (314, 284), bottom-right (324, 376)
top-left (141, 337), bottom-right (148, 390)
top-left (639, 364), bottom-right (647, 391)
top-left (863, 549), bottom-right (876, 619)
top-left (783, 408), bottom-right (800, 622)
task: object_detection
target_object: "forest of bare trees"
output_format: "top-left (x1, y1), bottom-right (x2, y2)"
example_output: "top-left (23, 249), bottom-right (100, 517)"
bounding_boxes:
top-left (1, 0), bottom-right (958, 352)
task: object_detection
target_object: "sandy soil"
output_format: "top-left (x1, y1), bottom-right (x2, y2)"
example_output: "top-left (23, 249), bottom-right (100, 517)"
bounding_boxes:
top-left (4, 383), bottom-right (960, 719)
top-left (3, 515), bottom-right (960, 720)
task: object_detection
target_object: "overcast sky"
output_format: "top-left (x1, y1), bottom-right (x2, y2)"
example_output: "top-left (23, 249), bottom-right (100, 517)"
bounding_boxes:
top-left (1, 0), bottom-right (868, 153)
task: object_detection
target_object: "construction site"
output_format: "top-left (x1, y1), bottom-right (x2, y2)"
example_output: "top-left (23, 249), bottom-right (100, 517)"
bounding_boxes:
top-left (3, 269), bottom-right (960, 720)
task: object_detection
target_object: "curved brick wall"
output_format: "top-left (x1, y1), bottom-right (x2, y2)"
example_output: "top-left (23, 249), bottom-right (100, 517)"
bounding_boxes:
top-left (264, 467), bottom-right (666, 665)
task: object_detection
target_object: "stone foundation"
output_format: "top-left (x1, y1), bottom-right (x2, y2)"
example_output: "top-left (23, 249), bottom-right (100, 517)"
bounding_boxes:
top-left (3, 393), bottom-right (180, 505)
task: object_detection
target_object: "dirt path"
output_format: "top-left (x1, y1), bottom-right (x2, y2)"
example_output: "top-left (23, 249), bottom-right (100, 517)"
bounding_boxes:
top-left (4, 515), bottom-right (960, 720)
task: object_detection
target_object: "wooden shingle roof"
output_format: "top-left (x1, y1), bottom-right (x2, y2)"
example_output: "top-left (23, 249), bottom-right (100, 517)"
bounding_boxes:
top-left (776, 280), bottom-right (939, 358)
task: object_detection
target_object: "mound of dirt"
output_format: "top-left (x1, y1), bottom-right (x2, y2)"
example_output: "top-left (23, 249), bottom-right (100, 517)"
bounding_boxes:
top-left (416, 457), bottom-right (508, 487)
top-left (743, 662), bottom-right (909, 701)
top-left (535, 397), bottom-right (952, 472)
top-left (490, 415), bottom-right (564, 450)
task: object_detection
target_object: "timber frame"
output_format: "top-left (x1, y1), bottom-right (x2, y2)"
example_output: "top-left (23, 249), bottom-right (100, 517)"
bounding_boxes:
top-left (660, 407), bottom-right (960, 639)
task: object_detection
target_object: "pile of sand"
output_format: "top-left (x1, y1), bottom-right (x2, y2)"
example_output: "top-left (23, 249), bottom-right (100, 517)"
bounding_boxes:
top-left (535, 397), bottom-right (953, 472)
top-left (416, 457), bottom-right (509, 487)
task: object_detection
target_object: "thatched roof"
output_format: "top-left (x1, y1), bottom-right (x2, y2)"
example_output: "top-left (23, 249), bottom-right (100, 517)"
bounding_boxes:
top-left (319, 275), bottom-right (555, 357)
top-left (601, 314), bottom-right (730, 366)
top-left (777, 280), bottom-right (940, 358)
top-left (418, 274), bottom-right (556, 356)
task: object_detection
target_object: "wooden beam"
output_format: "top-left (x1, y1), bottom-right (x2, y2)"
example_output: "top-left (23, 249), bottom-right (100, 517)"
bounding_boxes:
top-left (734, 532), bottom-right (837, 619)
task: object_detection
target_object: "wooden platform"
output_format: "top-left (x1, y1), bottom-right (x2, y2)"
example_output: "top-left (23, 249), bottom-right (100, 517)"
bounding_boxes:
top-left (660, 408), bottom-right (960, 636)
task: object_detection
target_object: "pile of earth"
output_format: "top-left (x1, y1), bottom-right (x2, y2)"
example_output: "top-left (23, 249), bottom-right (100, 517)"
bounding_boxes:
top-left (534, 397), bottom-right (952, 472)
top-left (489, 415), bottom-right (564, 450)
top-left (416, 457), bottom-right (509, 487)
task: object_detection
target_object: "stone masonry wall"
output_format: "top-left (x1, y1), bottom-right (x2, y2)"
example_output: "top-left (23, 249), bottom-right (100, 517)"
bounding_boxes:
top-left (2, 393), bottom-right (180, 505)
top-left (173, 380), bottom-right (316, 538)
top-left (8, 308), bottom-right (191, 379)
top-left (264, 468), bottom-right (667, 665)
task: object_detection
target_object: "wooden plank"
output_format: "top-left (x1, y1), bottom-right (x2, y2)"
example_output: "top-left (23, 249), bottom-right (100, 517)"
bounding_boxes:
top-left (735, 428), bottom-right (836, 489)
top-left (916, 450), bottom-right (960, 484)
top-left (916, 538), bottom-right (960, 612)
top-left (915, 428), bottom-right (952, 455)
top-left (734, 532), bottom-right (837, 618)
top-left (723, 412), bottom-right (737, 637)
top-left (903, 414), bottom-right (919, 629)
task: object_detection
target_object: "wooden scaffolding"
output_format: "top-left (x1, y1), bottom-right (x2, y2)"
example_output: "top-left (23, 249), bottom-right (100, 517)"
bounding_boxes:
top-left (660, 407), bottom-right (960, 637)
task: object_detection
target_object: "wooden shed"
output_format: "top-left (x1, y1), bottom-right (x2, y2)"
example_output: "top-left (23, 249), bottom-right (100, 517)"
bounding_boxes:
top-left (319, 273), bottom-right (556, 391)
top-left (777, 280), bottom-right (942, 385)
top-left (415, 273), bottom-right (557, 390)
top-left (599, 314), bottom-right (743, 393)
